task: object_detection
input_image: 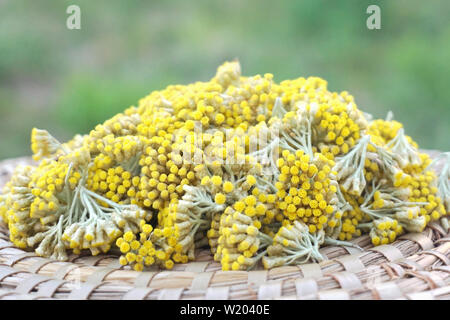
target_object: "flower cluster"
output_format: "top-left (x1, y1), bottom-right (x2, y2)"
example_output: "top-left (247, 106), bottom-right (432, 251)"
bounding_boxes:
top-left (215, 206), bottom-right (272, 271)
top-left (1, 61), bottom-right (448, 271)
top-left (274, 149), bottom-right (337, 234)
top-left (116, 222), bottom-right (157, 271)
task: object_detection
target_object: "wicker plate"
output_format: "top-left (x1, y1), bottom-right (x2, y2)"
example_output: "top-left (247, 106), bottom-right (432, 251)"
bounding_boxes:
top-left (0, 154), bottom-right (449, 300)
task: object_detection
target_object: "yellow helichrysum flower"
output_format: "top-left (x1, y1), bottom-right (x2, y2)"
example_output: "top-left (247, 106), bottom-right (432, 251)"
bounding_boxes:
top-left (3, 60), bottom-right (441, 271)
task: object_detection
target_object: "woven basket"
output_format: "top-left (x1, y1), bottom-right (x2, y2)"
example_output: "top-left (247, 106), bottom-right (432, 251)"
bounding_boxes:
top-left (0, 154), bottom-right (449, 300)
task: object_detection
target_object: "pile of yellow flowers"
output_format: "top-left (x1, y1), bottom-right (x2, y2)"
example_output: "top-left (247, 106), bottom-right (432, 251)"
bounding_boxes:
top-left (1, 61), bottom-right (449, 271)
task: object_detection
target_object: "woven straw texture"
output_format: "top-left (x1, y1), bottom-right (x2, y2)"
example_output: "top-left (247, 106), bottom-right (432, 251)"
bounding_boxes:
top-left (0, 154), bottom-right (449, 300)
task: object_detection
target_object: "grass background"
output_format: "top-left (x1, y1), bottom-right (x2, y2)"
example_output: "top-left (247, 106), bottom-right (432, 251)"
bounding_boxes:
top-left (0, 0), bottom-right (449, 160)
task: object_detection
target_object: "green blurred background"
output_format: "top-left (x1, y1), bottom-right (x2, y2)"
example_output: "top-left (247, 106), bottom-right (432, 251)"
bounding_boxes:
top-left (0, 0), bottom-right (449, 160)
